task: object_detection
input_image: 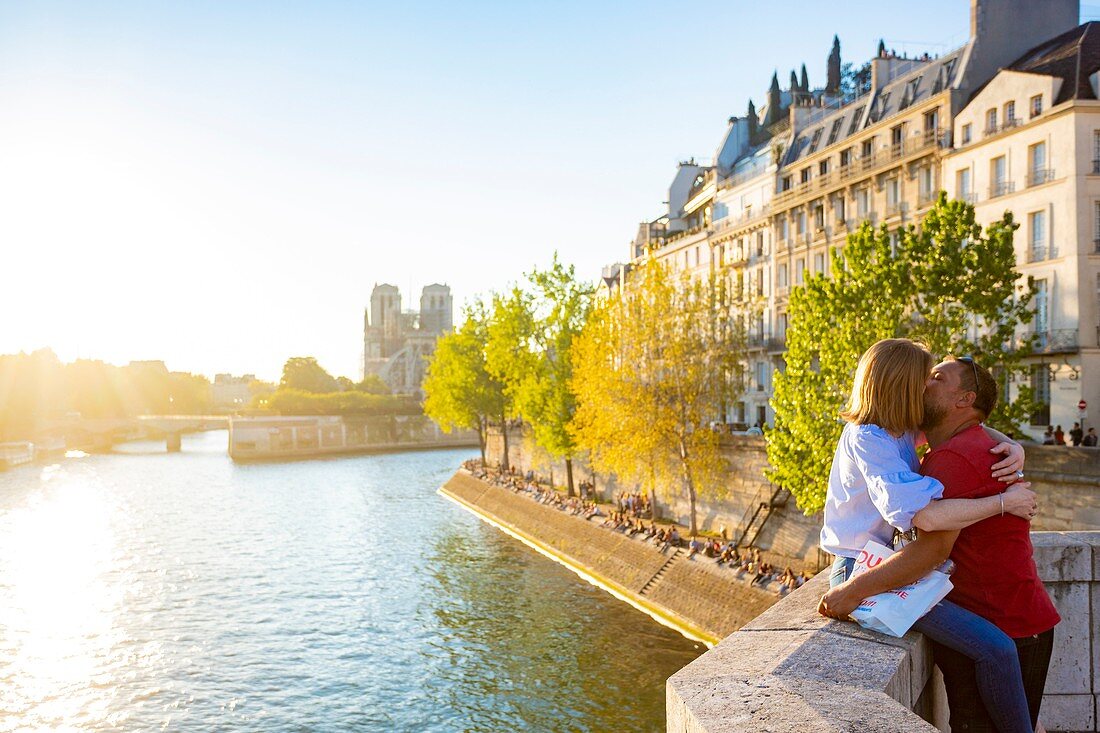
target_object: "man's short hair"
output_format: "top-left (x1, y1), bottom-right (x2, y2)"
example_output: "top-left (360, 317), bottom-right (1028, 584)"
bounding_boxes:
top-left (947, 355), bottom-right (998, 419)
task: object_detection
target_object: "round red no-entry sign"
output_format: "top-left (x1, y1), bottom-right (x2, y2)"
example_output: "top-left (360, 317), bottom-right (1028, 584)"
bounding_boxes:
top-left (1079, 400), bottom-right (1088, 410)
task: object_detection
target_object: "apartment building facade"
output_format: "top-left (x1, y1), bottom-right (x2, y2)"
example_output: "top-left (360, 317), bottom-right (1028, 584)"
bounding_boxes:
top-left (620, 0), bottom-right (1083, 437)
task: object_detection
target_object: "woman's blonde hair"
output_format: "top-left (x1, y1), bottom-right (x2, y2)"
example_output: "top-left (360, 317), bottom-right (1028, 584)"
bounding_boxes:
top-left (840, 338), bottom-right (933, 434)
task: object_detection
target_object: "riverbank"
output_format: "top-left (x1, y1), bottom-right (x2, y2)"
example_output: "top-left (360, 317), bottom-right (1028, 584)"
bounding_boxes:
top-left (439, 470), bottom-right (780, 644)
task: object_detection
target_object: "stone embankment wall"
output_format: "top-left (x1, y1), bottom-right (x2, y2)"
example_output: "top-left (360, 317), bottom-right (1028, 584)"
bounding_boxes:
top-left (486, 427), bottom-right (1100, 572)
top-left (439, 471), bottom-right (778, 643)
top-left (667, 532), bottom-right (1100, 733)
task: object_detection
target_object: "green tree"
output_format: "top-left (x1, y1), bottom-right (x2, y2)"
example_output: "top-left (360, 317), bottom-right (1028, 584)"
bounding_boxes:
top-left (485, 256), bottom-right (594, 496)
top-left (422, 300), bottom-right (506, 465)
top-left (571, 259), bottom-right (749, 535)
top-left (768, 194), bottom-right (1036, 515)
top-left (279, 357), bottom-right (339, 394)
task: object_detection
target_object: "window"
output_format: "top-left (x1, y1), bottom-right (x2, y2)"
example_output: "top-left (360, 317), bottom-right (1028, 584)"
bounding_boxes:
top-left (808, 128), bottom-right (823, 153)
top-left (819, 160), bottom-right (829, 176)
top-left (890, 125), bottom-right (904, 155)
top-left (800, 167), bottom-right (812, 184)
top-left (924, 109), bottom-right (939, 135)
top-left (1004, 101), bottom-right (1016, 126)
top-left (813, 252), bottom-right (825, 274)
top-left (986, 108), bottom-right (998, 134)
top-left (1030, 95), bottom-right (1042, 118)
top-left (861, 138), bottom-right (874, 159)
top-left (961, 123), bottom-right (972, 145)
top-left (828, 118), bottom-right (844, 145)
top-left (856, 188), bottom-right (870, 217)
top-left (848, 106), bottom-right (866, 135)
top-left (755, 362), bottom-right (768, 392)
top-left (840, 148), bottom-right (852, 167)
top-left (795, 258), bottom-right (805, 284)
top-left (814, 203), bottom-right (825, 230)
top-left (1030, 364), bottom-right (1051, 426)
top-left (834, 195), bottom-right (846, 223)
top-left (957, 168), bottom-right (972, 200)
top-left (1028, 142), bottom-right (1048, 186)
top-left (1029, 210), bottom-right (1047, 262)
top-left (918, 166), bottom-right (934, 201)
top-left (1094, 202), bottom-right (1100, 252)
top-left (777, 262), bottom-right (788, 287)
top-left (778, 313), bottom-right (788, 338)
top-left (694, 245), bottom-right (701, 267)
top-left (1034, 278), bottom-right (1048, 333)
top-left (782, 175), bottom-right (792, 191)
top-left (797, 210), bottom-right (807, 235)
top-left (756, 231), bottom-right (765, 257)
top-left (779, 217), bottom-right (789, 241)
top-left (991, 156), bottom-right (1008, 197)
top-left (886, 177), bottom-right (900, 210)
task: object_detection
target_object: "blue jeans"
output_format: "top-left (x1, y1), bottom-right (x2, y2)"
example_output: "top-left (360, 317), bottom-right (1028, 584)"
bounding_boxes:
top-left (830, 556), bottom-right (1033, 733)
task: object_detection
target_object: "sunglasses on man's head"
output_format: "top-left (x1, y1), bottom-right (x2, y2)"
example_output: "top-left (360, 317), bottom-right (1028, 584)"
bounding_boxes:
top-left (956, 355), bottom-right (979, 392)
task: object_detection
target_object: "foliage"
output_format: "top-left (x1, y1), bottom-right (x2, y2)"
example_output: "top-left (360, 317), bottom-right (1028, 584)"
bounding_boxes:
top-left (484, 255), bottom-right (594, 495)
top-left (570, 258), bottom-right (749, 534)
top-left (279, 356), bottom-right (339, 394)
top-left (422, 299), bottom-right (506, 463)
top-left (0, 350), bottom-right (213, 441)
top-left (264, 388), bottom-right (419, 416)
top-left (768, 194), bottom-right (1035, 515)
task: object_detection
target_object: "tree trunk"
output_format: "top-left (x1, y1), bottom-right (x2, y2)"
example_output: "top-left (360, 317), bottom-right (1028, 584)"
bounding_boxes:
top-left (565, 458), bottom-right (575, 498)
top-left (500, 412), bottom-right (510, 472)
top-left (476, 418), bottom-right (487, 466)
top-left (679, 438), bottom-right (698, 537)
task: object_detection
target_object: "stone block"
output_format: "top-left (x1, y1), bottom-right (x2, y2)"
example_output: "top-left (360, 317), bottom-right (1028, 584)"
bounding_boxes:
top-left (1033, 533), bottom-right (1093, 582)
top-left (1045, 582), bottom-right (1092, 695)
top-left (1095, 582), bottom-right (1100, 696)
top-left (1040, 693), bottom-right (1095, 733)
top-left (1061, 531), bottom-right (1100, 579)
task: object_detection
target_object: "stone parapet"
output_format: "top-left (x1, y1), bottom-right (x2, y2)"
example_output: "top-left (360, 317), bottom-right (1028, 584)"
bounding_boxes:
top-left (668, 532), bottom-right (1100, 733)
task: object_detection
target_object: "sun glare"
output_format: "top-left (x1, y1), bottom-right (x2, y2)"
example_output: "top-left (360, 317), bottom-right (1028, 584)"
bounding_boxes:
top-left (0, 469), bottom-right (122, 729)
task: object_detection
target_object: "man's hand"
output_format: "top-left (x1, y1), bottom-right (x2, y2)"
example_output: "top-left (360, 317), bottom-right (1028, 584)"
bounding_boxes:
top-left (990, 440), bottom-right (1025, 482)
top-left (1001, 482), bottom-right (1038, 520)
top-left (818, 582), bottom-right (864, 620)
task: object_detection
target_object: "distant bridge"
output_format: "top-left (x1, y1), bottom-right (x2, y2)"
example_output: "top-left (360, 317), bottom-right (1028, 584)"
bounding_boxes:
top-left (41, 415), bottom-right (229, 452)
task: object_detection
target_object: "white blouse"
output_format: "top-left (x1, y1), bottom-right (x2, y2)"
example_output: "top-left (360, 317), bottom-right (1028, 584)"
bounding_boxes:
top-left (820, 422), bottom-right (944, 558)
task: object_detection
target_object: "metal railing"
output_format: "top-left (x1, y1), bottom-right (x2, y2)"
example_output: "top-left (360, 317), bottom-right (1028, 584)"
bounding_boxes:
top-left (1015, 329), bottom-right (1079, 353)
top-left (989, 181), bottom-right (1015, 199)
top-left (1026, 168), bottom-right (1055, 187)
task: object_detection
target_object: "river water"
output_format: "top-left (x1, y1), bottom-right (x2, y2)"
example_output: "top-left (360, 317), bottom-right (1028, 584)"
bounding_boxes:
top-left (0, 431), bottom-right (702, 732)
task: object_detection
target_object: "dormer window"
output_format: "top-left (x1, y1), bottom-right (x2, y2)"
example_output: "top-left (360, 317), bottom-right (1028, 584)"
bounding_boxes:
top-left (1030, 95), bottom-right (1043, 118)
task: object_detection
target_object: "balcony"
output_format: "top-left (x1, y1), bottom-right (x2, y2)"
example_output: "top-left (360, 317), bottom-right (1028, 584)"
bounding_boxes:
top-left (885, 201), bottom-right (903, 217)
top-left (766, 335), bottom-right (787, 353)
top-left (918, 190), bottom-right (937, 207)
top-left (989, 181), bottom-right (1015, 199)
top-left (1028, 245), bottom-right (1048, 264)
top-left (1093, 238), bottom-right (1100, 254)
top-left (1093, 159), bottom-right (1100, 175)
top-left (1015, 329), bottom-right (1079, 354)
top-left (1026, 168), bottom-right (1055, 187)
top-left (960, 192), bottom-right (978, 204)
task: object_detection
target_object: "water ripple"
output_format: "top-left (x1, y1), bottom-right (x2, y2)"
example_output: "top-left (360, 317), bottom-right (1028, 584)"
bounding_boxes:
top-left (0, 432), bottom-right (701, 731)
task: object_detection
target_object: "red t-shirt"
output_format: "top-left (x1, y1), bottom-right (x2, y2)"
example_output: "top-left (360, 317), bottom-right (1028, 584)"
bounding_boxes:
top-left (921, 425), bottom-right (1060, 638)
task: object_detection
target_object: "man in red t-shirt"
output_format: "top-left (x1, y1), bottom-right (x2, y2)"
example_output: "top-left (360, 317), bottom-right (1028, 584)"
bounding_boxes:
top-left (918, 357), bottom-right (1059, 731)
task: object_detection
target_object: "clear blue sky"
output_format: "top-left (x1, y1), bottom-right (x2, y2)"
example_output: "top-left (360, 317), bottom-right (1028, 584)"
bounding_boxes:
top-left (2, 1), bottom-right (1085, 380)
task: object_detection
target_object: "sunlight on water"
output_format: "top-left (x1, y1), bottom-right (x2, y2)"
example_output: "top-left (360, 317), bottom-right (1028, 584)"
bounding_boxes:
top-left (0, 471), bottom-right (124, 730)
top-left (0, 434), bottom-right (700, 731)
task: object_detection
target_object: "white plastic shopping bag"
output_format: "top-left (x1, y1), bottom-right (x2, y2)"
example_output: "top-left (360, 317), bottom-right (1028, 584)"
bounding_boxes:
top-left (846, 540), bottom-right (953, 638)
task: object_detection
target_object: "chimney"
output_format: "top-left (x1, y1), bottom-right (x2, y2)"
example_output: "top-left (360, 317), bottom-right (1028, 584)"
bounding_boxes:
top-left (961, 0), bottom-right (1079, 92)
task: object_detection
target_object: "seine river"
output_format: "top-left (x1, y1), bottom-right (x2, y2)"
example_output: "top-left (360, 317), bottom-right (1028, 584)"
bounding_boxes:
top-left (0, 431), bottom-right (702, 732)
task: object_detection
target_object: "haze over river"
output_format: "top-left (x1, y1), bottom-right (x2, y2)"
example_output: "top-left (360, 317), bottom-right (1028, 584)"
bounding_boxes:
top-left (0, 431), bottom-right (702, 732)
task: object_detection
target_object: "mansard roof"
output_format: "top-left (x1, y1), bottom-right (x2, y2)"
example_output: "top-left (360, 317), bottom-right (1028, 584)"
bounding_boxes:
top-left (1007, 21), bottom-right (1100, 104)
top-left (783, 47), bottom-right (965, 166)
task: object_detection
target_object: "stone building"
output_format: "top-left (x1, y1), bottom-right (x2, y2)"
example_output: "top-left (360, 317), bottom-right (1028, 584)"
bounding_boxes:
top-left (620, 0), bottom-right (1085, 438)
top-left (362, 283), bottom-right (453, 396)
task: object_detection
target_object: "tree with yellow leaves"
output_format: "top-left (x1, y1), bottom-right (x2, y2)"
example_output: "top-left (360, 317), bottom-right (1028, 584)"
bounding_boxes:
top-left (570, 259), bottom-right (750, 535)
